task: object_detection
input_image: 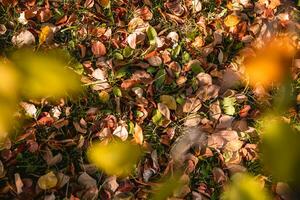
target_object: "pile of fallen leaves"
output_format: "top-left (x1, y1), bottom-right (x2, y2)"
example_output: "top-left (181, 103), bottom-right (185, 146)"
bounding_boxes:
top-left (0, 0), bottom-right (299, 199)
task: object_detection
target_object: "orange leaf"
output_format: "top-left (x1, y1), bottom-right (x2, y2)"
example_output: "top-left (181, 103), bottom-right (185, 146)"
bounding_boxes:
top-left (224, 14), bottom-right (240, 27)
top-left (99, 0), bottom-right (110, 7)
top-left (133, 123), bottom-right (143, 145)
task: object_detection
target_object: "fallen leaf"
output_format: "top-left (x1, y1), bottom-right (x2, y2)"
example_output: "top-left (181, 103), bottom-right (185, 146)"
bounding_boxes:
top-left (15, 173), bottom-right (23, 194)
top-left (224, 14), bottom-right (240, 27)
top-left (78, 172), bottom-right (97, 188)
top-left (91, 41), bottom-right (106, 57)
top-left (182, 98), bottom-right (201, 113)
top-left (99, 0), bottom-right (110, 7)
top-left (38, 171), bottom-right (58, 190)
top-left (158, 103), bottom-right (171, 120)
top-left (113, 125), bottom-right (128, 141)
top-left (12, 30), bottom-right (35, 47)
top-left (160, 95), bottom-right (177, 110)
top-left (133, 123), bottom-right (143, 145)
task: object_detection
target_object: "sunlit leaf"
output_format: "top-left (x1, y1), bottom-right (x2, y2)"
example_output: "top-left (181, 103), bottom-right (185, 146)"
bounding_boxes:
top-left (224, 15), bottom-right (240, 27)
top-left (87, 140), bottom-right (143, 177)
top-left (222, 97), bottom-right (236, 116)
top-left (39, 26), bottom-right (51, 44)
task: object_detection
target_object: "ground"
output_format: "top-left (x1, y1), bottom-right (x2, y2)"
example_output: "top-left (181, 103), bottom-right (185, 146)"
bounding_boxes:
top-left (0, 0), bottom-right (299, 200)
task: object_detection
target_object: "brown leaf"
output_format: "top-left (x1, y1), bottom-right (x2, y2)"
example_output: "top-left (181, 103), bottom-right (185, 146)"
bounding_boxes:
top-left (182, 98), bottom-right (202, 113)
top-left (212, 168), bottom-right (227, 184)
top-left (135, 6), bottom-right (153, 21)
top-left (15, 173), bottom-right (23, 194)
top-left (158, 103), bottom-right (170, 120)
top-left (57, 173), bottom-right (70, 189)
top-left (91, 41), bottom-right (106, 57)
top-left (37, 8), bottom-right (52, 22)
top-left (84, 0), bottom-right (94, 8)
top-left (78, 172), bottom-right (97, 188)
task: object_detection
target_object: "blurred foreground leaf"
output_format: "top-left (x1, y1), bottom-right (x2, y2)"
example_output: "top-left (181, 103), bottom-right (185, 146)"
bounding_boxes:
top-left (87, 140), bottom-right (143, 177)
top-left (11, 50), bottom-right (81, 98)
top-left (260, 118), bottom-right (300, 183)
top-left (151, 172), bottom-right (185, 200)
top-left (221, 173), bottom-right (271, 200)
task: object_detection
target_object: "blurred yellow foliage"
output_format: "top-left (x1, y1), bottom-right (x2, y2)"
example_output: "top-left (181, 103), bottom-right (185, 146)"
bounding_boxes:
top-left (221, 173), bottom-right (271, 200)
top-left (0, 49), bottom-right (81, 137)
top-left (87, 140), bottom-right (143, 177)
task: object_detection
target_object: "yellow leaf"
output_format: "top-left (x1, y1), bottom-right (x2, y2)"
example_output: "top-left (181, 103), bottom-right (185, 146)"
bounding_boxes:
top-left (160, 95), bottom-right (177, 110)
top-left (99, 91), bottom-right (110, 103)
top-left (224, 15), bottom-right (240, 27)
top-left (39, 26), bottom-right (51, 44)
top-left (133, 123), bottom-right (143, 145)
top-left (38, 171), bottom-right (58, 190)
top-left (87, 140), bottom-right (143, 177)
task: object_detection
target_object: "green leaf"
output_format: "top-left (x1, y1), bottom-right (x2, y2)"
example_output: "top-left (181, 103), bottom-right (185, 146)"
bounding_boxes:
top-left (154, 69), bottom-right (166, 88)
top-left (222, 97), bottom-right (236, 115)
top-left (182, 51), bottom-right (191, 63)
top-left (152, 109), bottom-right (162, 125)
top-left (113, 86), bottom-right (122, 97)
top-left (172, 44), bottom-right (181, 58)
top-left (115, 67), bottom-right (128, 79)
top-left (123, 46), bottom-right (134, 58)
top-left (113, 52), bottom-right (124, 60)
top-left (146, 26), bottom-right (157, 46)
